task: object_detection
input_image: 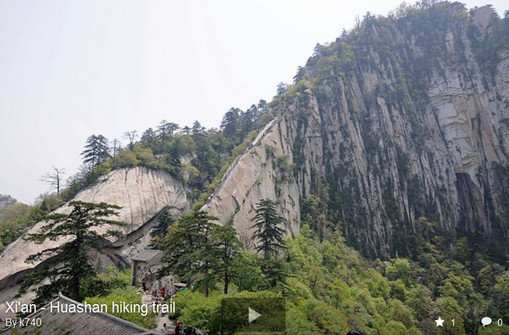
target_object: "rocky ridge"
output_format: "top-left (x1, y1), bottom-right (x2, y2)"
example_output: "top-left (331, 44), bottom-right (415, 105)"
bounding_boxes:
top-left (0, 167), bottom-right (190, 290)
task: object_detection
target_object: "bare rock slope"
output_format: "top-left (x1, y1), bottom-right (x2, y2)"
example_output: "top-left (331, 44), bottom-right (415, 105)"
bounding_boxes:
top-left (0, 167), bottom-right (190, 290)
top-left (202, 119), bottom-right (301, 248)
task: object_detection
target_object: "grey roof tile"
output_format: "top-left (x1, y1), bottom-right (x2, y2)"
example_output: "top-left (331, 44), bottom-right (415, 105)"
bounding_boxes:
top-left (3, 293), bottom-right (159, 335)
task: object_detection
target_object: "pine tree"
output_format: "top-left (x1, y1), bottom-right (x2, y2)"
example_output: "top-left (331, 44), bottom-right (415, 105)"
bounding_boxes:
top-left (181, 126), bottom-right (191, 136)
top-left (141, 128), bottom-right (157, 144)
top-left (220, 107), bottom-right (241, 140)
top-left (160, 210), bottom-right (218, 292)
top-left (251, 199), bottom-right (286, 260)
top-left (192, 120), bottom-right (205, 136)
top-left (150, 208), bottom-right (175, 246)
top-left (111, 138), bottom-right (122, 157)
top-left (81, 135), bottom-right (110, 171)
top-left (160, 210), bottom-right (243, 296)
top-left (20, 201), bottom-right (126, 304)
top-left (207, 225), bottom-right (242, 294)
top-left (158, 121), bottom-right (179, 140)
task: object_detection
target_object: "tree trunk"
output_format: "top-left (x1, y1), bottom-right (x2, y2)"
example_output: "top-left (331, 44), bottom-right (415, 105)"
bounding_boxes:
top-left (72, 236), bottom-right (82, 301)
top-left (224, 273), bottom-right (229, 294)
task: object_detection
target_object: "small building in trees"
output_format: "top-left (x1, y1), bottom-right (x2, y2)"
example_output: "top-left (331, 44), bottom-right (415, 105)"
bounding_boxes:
top-left (131, 249), bottom-right (161, 287)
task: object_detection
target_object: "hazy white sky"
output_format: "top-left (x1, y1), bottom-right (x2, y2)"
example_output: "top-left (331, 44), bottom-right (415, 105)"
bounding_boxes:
top-left (0, 0), bottom-right (507, 204)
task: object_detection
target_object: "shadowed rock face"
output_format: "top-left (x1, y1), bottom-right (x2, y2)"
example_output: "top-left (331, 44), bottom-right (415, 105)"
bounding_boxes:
top-left (0, 167), bottom-right (190, 291)
top-left (205, 5), bottom-right (509, 259)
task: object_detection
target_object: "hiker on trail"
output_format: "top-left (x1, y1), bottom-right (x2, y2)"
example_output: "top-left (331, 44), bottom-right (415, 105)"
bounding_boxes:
top-left (175, 320), bottom-right (181, 335)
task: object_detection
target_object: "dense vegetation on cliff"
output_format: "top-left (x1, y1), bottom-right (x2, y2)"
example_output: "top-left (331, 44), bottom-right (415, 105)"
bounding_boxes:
top-left (0, 194), bottom-right (63, 254)
top-left (272, 1), bottom-right (509, 260)
top-left (67, 100), bottom-right (274, 201)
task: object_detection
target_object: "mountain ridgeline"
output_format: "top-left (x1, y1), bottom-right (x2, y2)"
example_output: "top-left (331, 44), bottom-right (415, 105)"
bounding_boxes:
top-left (228, 2), bottom-right (509, 260)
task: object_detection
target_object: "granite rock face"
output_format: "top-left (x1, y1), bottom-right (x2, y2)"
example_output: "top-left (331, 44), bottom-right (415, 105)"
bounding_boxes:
top-left (205, 4), bottom-right (509, 259)
top-left (0, 167), bottom-right (190, 290)
top-left (202, 119), bottom-right (302, 249)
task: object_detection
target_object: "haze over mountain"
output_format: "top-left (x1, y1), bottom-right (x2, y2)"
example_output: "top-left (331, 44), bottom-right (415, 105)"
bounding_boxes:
top-left (1, 0), bottom-right (507, 205)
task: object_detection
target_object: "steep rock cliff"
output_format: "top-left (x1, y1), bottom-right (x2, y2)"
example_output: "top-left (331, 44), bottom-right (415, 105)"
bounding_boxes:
top-left (290, 4), bottom-right (509, 258)
top-left (0, 167), bottom-right (190, 290)
top-left (202, 119), bottom-right (302, 248)
top-left (207, 4), bottom-right (509, 259)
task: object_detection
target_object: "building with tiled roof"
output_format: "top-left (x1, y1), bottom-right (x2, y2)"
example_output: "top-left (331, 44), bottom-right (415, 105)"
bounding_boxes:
top-left (2, 293), bottom-right (159, 335)
top-left (131, 249), bottom-right (162, 287)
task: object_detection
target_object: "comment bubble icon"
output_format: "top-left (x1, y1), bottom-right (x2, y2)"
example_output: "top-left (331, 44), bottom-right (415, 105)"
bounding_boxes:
top-left (481, 317), bottom-right (492, 327)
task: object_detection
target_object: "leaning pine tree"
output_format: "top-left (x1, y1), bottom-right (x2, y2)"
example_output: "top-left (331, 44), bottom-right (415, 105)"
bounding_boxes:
top-left (19, 201), bottom-right (126, 305)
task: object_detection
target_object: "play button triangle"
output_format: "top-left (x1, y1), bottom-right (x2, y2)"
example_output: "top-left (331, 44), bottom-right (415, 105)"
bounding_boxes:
top-left (248, 307), bottom-right (261, 323)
